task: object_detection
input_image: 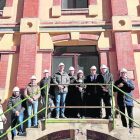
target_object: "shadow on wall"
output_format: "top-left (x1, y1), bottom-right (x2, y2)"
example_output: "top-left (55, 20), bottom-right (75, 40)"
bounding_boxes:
top-left (15, 0), bottom-right (24, 23)
top-left (102, 0), bottom-right (112, 21)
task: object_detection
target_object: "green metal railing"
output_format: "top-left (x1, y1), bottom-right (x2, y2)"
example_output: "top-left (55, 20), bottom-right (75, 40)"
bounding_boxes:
top-left (0, 82), bottom-right (140, 139)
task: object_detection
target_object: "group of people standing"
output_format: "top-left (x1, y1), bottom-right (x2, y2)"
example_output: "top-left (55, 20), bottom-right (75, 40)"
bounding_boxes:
top-left (0, 63), bottom-right (135, 140)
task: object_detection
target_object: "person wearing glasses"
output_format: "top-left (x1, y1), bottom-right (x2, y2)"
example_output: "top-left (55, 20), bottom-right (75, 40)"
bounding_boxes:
top-left (114, 68), bottom-right (135, 133)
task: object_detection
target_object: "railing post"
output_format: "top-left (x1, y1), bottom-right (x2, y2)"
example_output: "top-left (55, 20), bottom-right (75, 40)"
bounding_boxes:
top-left (45, 83), bottom-right (49, 129)
top-left (111, 81), bottom-right (115, 129)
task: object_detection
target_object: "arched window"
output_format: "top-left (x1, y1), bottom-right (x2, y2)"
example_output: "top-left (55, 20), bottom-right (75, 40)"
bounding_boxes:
top-left (62, 0), bottom-right (88, 9)
top-left (0, 0), bottom-right (6, 10)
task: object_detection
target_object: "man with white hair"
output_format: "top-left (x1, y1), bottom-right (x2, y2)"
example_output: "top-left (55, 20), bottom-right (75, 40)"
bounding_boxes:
top-left (96, 64), bottom-right (114, 119)
top-left (86, 66), bottom-right (102, 118)
top-left (114, 68), bottom-right (135, 133)
top-left (8, 87), bottom-right (25, 140)
top-left (0, 98), bottom-right (7, 140)
top-left (40, 69), bottom-right (55, 118)
top-left (24, 75), bottom-right (41, 127)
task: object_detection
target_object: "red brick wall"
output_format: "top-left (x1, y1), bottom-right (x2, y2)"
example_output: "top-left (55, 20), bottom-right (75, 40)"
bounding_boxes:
top-left (79, 34), bottom-right (99, 41)
top-left (0, 54), bottom-right (9, 89)
top-left (5, 0), bottom-right (13, 7)
top-left (111, 0), bottom-right (128, 16)
top-left (53, 0), bottom-right (61, 6)
top-left (42, 53), bottom-right (52, 77)
top-left (88, 0), bottom-right (97, 5)
top-left (114, 32), bottom-right (139, 98)
top-left (23, 0), bottom-right (40, 17)
top-left (51, 34), bottom-right (70, 42)
top-left (17, 34), bottom-right (38, 88)
top-left (99, 51), bottom-right (109, 67)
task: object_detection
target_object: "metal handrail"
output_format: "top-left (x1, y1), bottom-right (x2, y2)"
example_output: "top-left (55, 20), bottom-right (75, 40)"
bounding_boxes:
top-left (0, 83), bottom-right (110, 117)
top-left (114, 108), bottom-right (140, 126)
top-left (0, 107), bottom-right (46, 138)
top-left (0, 83), bottom-right (112, 138)
top-left (0, 85), bottom-right (47, 117)
top-left (113, 84), bottom-right (140, 127)
top-left (113, 85), bottom-right (140, 104)
top-left (1, 82), bottom-right (140, 139)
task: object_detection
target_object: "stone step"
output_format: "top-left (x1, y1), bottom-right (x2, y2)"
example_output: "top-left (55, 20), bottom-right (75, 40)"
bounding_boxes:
top-left (14, 118), bottom-right (140, 140)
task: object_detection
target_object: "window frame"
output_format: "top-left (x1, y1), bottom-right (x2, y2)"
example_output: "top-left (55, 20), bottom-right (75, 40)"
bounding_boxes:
top-left (61, 0), bottom-right (88, 9)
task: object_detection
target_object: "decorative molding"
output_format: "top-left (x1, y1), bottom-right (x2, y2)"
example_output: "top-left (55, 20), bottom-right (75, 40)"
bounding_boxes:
top-left (61, 9), bottom-right (88, 15)
top-left (0, 46), bottom-right (19, 53)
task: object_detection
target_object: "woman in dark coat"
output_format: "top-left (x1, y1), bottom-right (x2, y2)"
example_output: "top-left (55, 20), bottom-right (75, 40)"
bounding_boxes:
top-left (65, 66), bottom-right (77, 118)
top-left (74, 70), bottom-right (86, 119)
top-left (114, 68), bottom-right (135, 133)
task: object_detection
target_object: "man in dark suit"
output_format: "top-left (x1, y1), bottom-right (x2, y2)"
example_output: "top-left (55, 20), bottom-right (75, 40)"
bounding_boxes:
top-left (97, 64), bottom-right (114, 119)
top-left (86, 66), bottom-right (102, 118)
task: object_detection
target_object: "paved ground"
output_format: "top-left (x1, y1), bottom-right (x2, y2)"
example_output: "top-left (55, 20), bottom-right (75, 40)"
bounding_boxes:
top-left (114, 99), bottom-right (140, 135)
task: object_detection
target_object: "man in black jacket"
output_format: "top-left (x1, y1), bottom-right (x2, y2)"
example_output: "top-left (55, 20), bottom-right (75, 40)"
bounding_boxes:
top-left (86, 66), bottom-right (102, 118)
top-left (40, 69), bottom-right (55, 118)
top-left (7, 87), bottom-right (25, 140)
top-left (97, 64), bottom-right (114, 119)
top-left (65, 66), bottom-right (77, 118)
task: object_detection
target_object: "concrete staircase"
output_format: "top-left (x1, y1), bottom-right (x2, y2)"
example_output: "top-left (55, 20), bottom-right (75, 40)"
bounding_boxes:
top-left (14, 118), bottom-right (140, 140)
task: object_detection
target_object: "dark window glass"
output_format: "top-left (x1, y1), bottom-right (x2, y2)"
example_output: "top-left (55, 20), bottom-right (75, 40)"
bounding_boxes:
top-left (77, 56), bottom-right (100, 77)
top-left (54, 46), bottom-right (97, 53)
top-left (62, 0), bottom-right (88, 9)
top-left (76, 0), bottom-right (88, 8)
top-left (62, 0), bottom-right (73, 9)
top-left (0, 0), bottom-right (6, 10)
top-left (52, 56), bottom-right (74, 76)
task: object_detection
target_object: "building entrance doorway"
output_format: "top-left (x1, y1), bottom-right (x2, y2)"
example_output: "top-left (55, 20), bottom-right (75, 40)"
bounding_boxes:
top-left (52, 45), bottom-right (100, 77)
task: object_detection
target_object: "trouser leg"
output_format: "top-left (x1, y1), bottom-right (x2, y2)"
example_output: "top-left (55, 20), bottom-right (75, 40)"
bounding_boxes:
top-left (26, 101), bottom-right (32, 127)
top-left (17, 113), bottom-right (24, 135)
top-left (60, 93), bottom-right (66, 116)
top-left (11, 116), bottom-right (17, 139)
top-left (81, 94), bottom-right (86, 117)
top-left (0, 129), bottom-right (3, 140)
top-left (103, 95), bottom-right (111, 117)
top-left (55, 94), bottom-right (61, 116)
top-left (119, 106), bottom-right (127, 127)
top-left (33, 101), bottom-right (38, 126)
top-left (126, 106), bottom-right (134, 129)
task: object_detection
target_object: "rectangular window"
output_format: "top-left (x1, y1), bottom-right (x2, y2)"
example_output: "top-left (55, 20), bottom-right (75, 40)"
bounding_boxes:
top-left (54, 46), bottom-right (97, 53)
top-left (0, 0), bottom-right (6, 10)
top-left (52, 56), bottom-right (74, 76)
top-left (62, 0), bottom-right (88, 9)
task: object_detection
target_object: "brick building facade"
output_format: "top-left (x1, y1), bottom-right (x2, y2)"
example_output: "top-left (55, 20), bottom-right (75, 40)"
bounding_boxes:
top-left (0, 0), bottom-right (140, 103)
